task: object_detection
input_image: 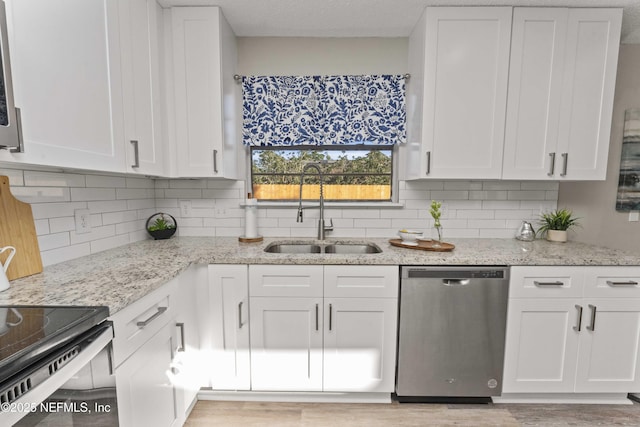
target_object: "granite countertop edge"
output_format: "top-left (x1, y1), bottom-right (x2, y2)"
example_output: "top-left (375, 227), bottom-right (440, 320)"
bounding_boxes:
top-left (0, 236), bottom-right (637, 315)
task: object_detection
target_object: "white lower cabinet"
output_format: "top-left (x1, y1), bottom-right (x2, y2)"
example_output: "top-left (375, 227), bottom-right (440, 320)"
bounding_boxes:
top-left (116, 321), bottom-right (180, 427)
top-left (208, 264), bottom-right (251, 390)
top-left (114, 267), bottom-right (203, 427)
top-left (323, 298), bottom-right (398, 392)
top-left (250, 297), bottom-right (324, 391)
top-left (503, 266), bottom-right (640, 396)
top-left (246, 265), bottom-right (399, 394)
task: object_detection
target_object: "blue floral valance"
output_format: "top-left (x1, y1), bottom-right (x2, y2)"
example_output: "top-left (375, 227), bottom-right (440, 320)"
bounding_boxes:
top-left (242, 75), bottom-right (406, 146)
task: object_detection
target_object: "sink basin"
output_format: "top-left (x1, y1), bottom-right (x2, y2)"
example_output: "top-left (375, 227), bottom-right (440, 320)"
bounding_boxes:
top-left (264, 242), bottom-right (381, 254)
top-left (324, 243), bottom-right (382, 254)
top-left (264, 243), bottom-right (322, 254)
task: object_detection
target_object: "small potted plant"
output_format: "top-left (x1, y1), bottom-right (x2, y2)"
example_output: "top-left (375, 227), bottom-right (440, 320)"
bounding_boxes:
top-left (537, 208), bottom-right (580, 243)
top-left (146, 213), bottom-right (177, 240)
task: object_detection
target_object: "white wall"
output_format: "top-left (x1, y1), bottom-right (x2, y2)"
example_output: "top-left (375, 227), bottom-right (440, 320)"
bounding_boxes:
top-left (0, 166), bottom-right (155, 266)
top-left (558, 45), bottom-right (640, 251)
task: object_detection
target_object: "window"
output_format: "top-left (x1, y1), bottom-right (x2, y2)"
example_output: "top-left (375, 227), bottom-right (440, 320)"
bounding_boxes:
top-left (251, 145), bottom-right (393, 202)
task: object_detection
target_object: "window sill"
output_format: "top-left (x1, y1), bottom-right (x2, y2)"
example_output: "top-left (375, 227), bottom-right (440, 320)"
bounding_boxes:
top-left (240, 201), bottom-right (405, 209)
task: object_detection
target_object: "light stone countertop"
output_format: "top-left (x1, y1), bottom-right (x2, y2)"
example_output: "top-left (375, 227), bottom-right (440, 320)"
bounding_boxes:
top-left (0, 237), bottom-right (638, 315)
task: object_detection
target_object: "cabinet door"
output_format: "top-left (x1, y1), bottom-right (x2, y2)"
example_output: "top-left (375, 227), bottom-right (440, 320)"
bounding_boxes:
top-left (421, 7), bottom-right (511, 179)
top-left (502, 8), bottom-right (567, 179)
top-left (173, 270), bottom-right (201, 417)
top-left (556, 9), bottom-right (621, 180)
top-left (3, 0), bottom-right (126, 172)
top-left (119, 0), bottom-right (165, 175)
top-left (250, 297), bottom-right (323, 391)
top-left (502, 298), bottom-right (580, 393)
top-left (323, 298), bottom-right (398, 392)
top-left (170, 7), bottom-right (239, 178)
top-left (575, 299), bottom-right (640, 392)
top-left (116, 321), bottom-right (179, 427)
top-left (208, 264), bottom-right (250, 390)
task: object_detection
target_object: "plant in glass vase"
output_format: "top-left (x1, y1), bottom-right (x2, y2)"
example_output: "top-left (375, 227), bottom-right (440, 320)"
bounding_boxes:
top-left (429, 200), bottom-right (443, 246)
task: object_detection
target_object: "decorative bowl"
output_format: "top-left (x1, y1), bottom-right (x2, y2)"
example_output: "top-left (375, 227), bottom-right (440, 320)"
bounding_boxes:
top-left (398, 229), bottom-right (423, 243)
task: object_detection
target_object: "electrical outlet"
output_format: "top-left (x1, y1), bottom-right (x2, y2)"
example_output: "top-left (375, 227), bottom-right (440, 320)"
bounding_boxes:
top-left (179, 200), bottom-right (192, 217)
top-left (630, 211), bottom-right (639, 222)
top-left (215, 207), bottom-right (227, 217)
top-left (75, 209), bottom-right (91, 234)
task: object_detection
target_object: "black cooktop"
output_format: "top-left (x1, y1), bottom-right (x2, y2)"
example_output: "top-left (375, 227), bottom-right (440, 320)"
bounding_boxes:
top-left (0, 306), bottom-right (109, 381)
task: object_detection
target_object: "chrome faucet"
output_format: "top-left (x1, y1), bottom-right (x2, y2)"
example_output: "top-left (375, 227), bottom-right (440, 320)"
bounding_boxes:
top-left (296, 162), bottom-right (333, 240)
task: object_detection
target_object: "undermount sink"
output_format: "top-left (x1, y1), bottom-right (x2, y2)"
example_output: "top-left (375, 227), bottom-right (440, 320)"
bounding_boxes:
top-left (324, 243), bottom-right (382, 254)
top-left (264, 242), bottom-right (382, 254)
top-left (263, 243), bottom-right (322, 254)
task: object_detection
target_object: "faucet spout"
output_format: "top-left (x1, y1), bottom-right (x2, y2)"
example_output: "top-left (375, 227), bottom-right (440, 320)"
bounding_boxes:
top-left (297, 163), bottom-right (332, 239)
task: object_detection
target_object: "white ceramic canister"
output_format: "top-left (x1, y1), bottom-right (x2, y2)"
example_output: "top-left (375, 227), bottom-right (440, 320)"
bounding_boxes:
top-left (0, 246), bottom-right (17, 292)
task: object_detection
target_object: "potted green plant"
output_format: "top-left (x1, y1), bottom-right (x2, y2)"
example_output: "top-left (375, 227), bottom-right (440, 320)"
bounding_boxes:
top-left (537, 208), bottom-right (580, 243)
top-left (146, 213), bottom-right (177, 240)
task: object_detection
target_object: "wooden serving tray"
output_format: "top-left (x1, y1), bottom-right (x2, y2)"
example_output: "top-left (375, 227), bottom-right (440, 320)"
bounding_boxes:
top-left (389, 238), bottom-right (455, 252)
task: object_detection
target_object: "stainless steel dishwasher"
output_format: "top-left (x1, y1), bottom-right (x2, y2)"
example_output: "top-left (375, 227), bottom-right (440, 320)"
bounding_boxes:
top-left (396, 266), bottom-right (509, 403)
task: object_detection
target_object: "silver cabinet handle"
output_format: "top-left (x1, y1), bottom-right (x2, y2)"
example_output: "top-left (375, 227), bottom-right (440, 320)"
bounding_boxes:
top-left (238, 301), bottom-right (244, 328)
top-left (315, 303), bottom-right (319, 331)
top-left (176, 322), bottom-right (185, 352)
top-left (129, 140), bottom-right (140, 168)
top-left (131, 140), bottom-right (139, 168)
top-left (426, 151), bottom-right (431, 175)
top-left (136, 306), bottom-right (167, 328)
top-left (573, 305), bottom-right (583, 332)
top-left (606, 280), bottom-right (639, 287)
top-left (586, 304), bottom-right (597, 331)
top-left (9, 107), bottom-right (24, 153)
top-left (534, 281), bottom-right (564, 287)
top-left (560, 153), bottom-right (568, 177)
top-left (548, 152), bottom-right (556, 176)
top-left (329, 303), bottom-right (333, 331)
top-left (213, 149), bottom-right (218, 173)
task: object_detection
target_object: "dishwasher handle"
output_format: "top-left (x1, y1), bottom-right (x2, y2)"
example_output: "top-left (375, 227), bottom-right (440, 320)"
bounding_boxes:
top-left (442, 279), bottom-right (470, 286)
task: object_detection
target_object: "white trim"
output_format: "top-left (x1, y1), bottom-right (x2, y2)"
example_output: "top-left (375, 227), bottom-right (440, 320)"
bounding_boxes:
top-left (241, 201), bottom-right (405, 209)
top-left (197, 389), bottom-right (392, 404)
top-left (493, 393), bottom-right (633, 405)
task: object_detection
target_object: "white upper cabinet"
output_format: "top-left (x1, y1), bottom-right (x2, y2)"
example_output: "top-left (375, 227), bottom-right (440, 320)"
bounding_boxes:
top-left (2, 0), bottom-right (126, 172)
top-left (167, 7), bottom-right (240, 179)
top-left (503, 8), bottom-right (622, 180)
top-left (405, 7), bottom-right (512, 180)
top-left (119, 0), bottom-right (166, 176)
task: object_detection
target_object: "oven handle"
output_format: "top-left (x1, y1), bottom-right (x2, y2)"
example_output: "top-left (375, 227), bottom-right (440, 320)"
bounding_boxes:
top-left (2, 325), bottom-right (114, 426)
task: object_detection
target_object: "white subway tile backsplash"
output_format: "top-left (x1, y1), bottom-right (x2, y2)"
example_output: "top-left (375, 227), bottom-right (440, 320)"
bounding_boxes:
top-left (90, 234), bottom-right (131, 254)
top-left (170, 179), bottom-right (208, 189)
top-left (24, 171), bottom-right (85, 187)
top-left (87, 200), bottom-right (128, 213)
top-left (32, 202), bottom-right (88, 219)
top-left (444, 181), bottom-right (483, 191)
top-left (12, 186), bottom-right (70, 203)
top-left (103, 210), bottom-right (138, 226)
top-left (49, 217), bottom-right (75, 233)
top-left (38, 232), bottom-right (71, 251)
top-left (71, 188), bottom-right (116, 201)
top-left (354, 219), bottom-right (392, 228)
top-left (431, 190), bottom-right (469, 200)
top-left (69, 225), bottom-right (116, 245)
top-left (507, 190), bottom-right (546, 200)
top-left (116, 188), bottom-right (154, 200)
top-left (202, 188), bottom-right (242, 199)
top-left (34, 219), bottom-right (50, 235)
top-left (1, 168), bottom-right (24, 186)
top-left (85, 175), bottom-right (126, 188)
top-left (164, 188), bottom-right (203, 199)
top-left (126, 177), bottom-right (155, 188)
top-left (40, 243), bottom-right (91, 267)
top-left (482, 182), bottom-right (522, 191)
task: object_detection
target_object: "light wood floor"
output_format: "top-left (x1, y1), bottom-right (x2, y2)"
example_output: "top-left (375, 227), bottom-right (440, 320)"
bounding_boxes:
top-left (185, 400), bottom-right (640, 426)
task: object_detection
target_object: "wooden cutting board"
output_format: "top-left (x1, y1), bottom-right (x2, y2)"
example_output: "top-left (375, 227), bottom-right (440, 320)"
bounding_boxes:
top-left (0, 176), bottom-right (43, 280)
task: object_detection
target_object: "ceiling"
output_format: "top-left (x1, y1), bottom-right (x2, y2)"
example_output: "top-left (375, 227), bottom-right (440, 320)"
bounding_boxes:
top-left (159, 0), bottom-right (640, 43)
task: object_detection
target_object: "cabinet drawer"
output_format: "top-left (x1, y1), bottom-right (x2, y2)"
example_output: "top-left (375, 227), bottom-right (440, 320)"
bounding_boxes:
top-left (584, 267), bottom-right (640, 298)
top-left (509, 266), bottom-right (584, 298)
top-left (249, 265), bottom-right (323, 297)
top-left (110, 276), bottom-right (179, 367)
top-left (324, 266), bottom-right (399, 298)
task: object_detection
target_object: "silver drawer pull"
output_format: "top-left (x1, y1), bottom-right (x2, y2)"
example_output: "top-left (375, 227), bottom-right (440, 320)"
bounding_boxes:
top-left (606, 280), bottom-right (639, 287)
top-left (136, 306), bottom-right (168, 328)
top-left (176, 322), bottom-right (185, 352)
top-left (548, 152), bottom-right (556, 176)
top-left (573, 305), bottom-right (583, 332)
top-left (534, 281), bottom-right (564, 287)
top-left (586, 304), bottom-right (597, 331)
top-left (238, 301), bottom-right (244, 329)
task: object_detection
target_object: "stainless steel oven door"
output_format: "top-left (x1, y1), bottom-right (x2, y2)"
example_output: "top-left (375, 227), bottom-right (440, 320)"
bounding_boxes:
top-left (3, 324), bottom-right (119, 426)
